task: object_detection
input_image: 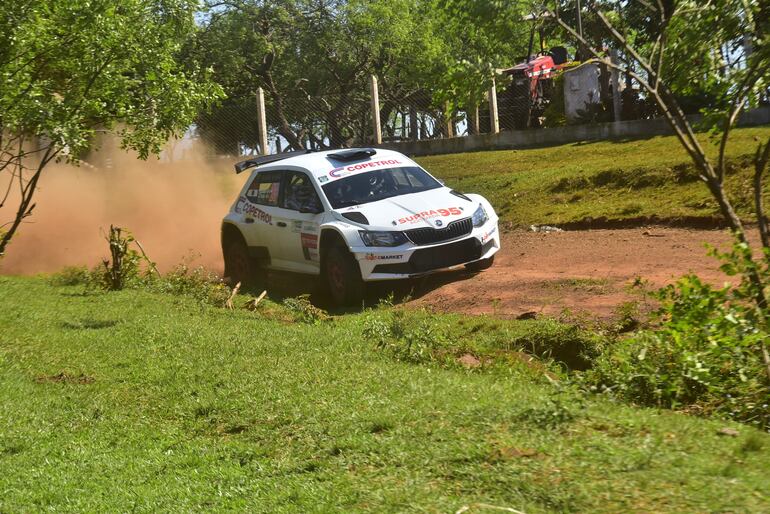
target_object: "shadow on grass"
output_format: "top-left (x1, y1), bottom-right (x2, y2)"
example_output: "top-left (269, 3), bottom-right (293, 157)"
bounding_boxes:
top-left (240, 267), bottom-right (481, 316)
top-left (61, 319), bottom-right (120, 330)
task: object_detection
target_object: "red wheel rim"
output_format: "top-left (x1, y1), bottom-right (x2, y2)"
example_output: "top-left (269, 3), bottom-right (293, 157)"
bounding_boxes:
top-left (231, 248), bottom-right (249, 282)
top-left (328, 260), bottom-right (345, 295)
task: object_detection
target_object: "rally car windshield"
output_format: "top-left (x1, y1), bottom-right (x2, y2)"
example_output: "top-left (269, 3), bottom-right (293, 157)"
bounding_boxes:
top-left (322, 166), bottom-right (442, 209)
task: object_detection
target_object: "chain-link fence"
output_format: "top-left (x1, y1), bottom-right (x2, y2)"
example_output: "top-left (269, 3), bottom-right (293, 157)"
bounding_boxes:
top-left (192, 65), bottom-right (762, 158)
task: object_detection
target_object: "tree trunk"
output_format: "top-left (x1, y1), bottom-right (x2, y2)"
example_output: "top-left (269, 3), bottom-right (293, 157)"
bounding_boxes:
top-left (0, 144), bottom-right (56, 257)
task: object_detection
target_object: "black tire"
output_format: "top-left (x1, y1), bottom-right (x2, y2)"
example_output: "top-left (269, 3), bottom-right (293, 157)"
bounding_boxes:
top-left (465, 254), bottom-right (495, 272)
top-left (323, 245), bottom-right (364, 306)
top-left (224, 238), bottom-right (258, 288)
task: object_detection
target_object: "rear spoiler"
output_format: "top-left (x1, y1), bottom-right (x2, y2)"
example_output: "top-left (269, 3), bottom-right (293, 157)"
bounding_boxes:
top-left (234, 150), bottom-right (313, 174)
top-left (234, 148), bottom-right (378, 174)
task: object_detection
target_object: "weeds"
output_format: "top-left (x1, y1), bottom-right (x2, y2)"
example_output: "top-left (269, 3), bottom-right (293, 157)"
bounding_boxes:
top-left (49, 266), bottom-right (93, 287)
top-left (283, 295), bottom-right (329, 324)
top-left (584, 240), bottom-right (770, 429)
top-left (505, 318), bottom-right (607, 371)
top-left (100, 225), bottom-right (142, 290)
top-left (364, 308), bottom-right (452, 364)
top-left (150, 262), bottom-right (231, 306)
top-left (517, 392), bottom-right (583, 429)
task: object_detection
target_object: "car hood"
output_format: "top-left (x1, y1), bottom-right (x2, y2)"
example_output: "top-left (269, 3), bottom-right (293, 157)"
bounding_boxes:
top-left (333, 187), bottom-right (476, 230)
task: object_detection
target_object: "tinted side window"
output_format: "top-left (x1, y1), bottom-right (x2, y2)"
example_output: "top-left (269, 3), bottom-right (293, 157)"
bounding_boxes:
top-left (281, 172), bottom-right (322, 212)
top-left (246, 171), bottom-right (282, 206)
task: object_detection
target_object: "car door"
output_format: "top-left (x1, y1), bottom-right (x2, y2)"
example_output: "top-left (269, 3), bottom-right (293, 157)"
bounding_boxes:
top-left (237, 169), bottom-right (288, 268)
top-left (277, 170), bottom-right (325, 274)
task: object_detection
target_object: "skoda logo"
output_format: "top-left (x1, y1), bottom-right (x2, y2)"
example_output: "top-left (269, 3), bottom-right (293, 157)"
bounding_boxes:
top-left (435, 220), bottom-right (443, 227)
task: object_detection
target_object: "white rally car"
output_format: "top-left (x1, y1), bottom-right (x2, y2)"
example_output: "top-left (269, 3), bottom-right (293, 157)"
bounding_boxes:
top-left (221, 148), bottom-right (499, 305)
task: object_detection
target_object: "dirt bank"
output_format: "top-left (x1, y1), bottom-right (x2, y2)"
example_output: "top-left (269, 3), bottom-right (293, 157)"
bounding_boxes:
top-left (407, 227), bottom-right (740, 319)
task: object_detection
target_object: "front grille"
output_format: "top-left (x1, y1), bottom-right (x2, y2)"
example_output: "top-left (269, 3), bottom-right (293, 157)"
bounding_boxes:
top-left (404, 217), bottom-right (472, 245)
top-left (373, 237), bottom-right (481, 274)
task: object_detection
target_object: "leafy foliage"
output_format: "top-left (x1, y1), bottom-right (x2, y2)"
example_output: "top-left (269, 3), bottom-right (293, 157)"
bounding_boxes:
top-left (364, 308), bottom-right (452, 364)
top-left (585, 238), bottom-right (770, 429)
top-left (150, 262), bottom-right (232, 307)
top-left (283, 295), bottom-right (329, 324)
top-left (505, 317), bottom-right (606, 371)
top-left (0, 0), bottom-right (222, 160)
top-left (187, 0), bottom-right (529, 150)
top-left (99, 226), bottom-right (142, 291)
top-left (0, 0), bottom-right (223, 257)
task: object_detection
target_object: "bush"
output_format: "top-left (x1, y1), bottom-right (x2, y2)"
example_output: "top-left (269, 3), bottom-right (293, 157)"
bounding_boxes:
top-left (149, 263), bottom-right (232, 306)
top-left (283, 295), bottom-right (328, 324)
top-left (49, 266), bottom-right (94, 287)
top-left (99, 225), bottom-right (142, 290)
top-left (364, 309), bottom-right (452, 364)
top-left (585, 249), bottom-right (770, 429)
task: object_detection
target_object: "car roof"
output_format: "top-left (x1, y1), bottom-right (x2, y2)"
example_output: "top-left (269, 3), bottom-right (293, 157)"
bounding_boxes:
top-left (254, 148), bottom-right (418, 180)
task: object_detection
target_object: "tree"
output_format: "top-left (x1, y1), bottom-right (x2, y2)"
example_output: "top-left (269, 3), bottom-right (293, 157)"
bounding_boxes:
top-left (0, 0), bottom-right (223, 257)
top-left (549, 0), bottom-right (770, 378)
top-left (188, 0), bottom-right (531, 150)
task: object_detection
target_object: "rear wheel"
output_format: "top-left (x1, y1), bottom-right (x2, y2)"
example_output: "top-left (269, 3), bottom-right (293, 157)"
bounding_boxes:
top-left (466, 254), bottom-right (495, 272)
top-left (324, 245), bottom-right (364, 306)
top-left (224, 239), bottom-right (259, 288)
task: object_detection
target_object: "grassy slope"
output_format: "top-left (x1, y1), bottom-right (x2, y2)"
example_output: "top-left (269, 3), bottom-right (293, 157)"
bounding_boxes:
top-left (417, 126), bottom-right (770, 227)
top-left (1, 276), bottom-right (769, 512)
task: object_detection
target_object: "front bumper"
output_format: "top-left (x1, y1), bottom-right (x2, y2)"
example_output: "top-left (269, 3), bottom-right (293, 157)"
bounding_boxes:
top-left (353, 222), bottom-right (500, 281)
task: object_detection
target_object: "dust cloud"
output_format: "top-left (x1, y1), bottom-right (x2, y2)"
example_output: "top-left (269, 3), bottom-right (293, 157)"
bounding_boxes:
top-left (0, 137), bottom-right (247, 275)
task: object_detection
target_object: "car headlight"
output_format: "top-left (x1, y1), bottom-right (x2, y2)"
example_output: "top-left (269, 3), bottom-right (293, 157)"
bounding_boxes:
top-left (359, 230), bottom-right (408, 247)
top-left (472, 203), bottom-right (488, 227)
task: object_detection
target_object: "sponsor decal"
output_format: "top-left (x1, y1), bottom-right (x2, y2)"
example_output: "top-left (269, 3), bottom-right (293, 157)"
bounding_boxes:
top-left (318, 176), bottom-right (329, 183)
top-left (329, 159), bottom-right (402, 179)
top-left (245, 179), bottom-right (280, 205)
top-left (300, 232), bottom-right (318, 261)
top-left (365, 253), bottom-right (403, 261)
top-left (397, 207), bottom-right (462, 225)
top-left (236, 196), bottom-right (272, 224)
top-left (481, 226), bottom-right (497, 243)
top-left (302, 222), bottom-right (319, 233)
top-left (292, 220), bottom-right (303, 233)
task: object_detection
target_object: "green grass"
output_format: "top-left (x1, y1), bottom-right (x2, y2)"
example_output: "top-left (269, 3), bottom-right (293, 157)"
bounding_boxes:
top-left (416, 126), bottom-right (770, 227)
top-left (1, 276), bottom-right (769, 512)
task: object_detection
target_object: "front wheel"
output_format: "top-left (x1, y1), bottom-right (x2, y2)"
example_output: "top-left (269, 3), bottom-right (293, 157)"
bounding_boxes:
top-left (466, 254), bottom-right (495, 272)
top-left (224, 239), bottom-right (261, 288)
top-left (324, 245), bottom-right (364, 306)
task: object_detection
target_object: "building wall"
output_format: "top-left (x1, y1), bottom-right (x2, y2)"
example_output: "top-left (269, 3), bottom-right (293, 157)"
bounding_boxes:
top-left (378, 107), bottom-right (770, 158)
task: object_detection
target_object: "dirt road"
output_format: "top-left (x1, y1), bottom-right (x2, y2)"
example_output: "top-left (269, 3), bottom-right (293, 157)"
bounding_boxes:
top-left (405, 227), bottom-right (740, 319)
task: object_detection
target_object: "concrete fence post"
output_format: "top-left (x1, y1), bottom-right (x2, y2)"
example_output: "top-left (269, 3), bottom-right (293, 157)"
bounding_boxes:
top-left (488, 78), bottom-right (500, 134)
top-left (370, 75), bottom-right (382, 145)
top-left (256, 87), bottom-right (269, 155)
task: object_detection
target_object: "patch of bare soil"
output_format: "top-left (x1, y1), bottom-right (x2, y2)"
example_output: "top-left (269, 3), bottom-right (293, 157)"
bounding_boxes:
top-left (407, 227), bottom-right (741, 319)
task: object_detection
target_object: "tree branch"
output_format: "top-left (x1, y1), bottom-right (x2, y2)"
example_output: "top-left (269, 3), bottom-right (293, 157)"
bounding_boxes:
top-left (754, 137), bottom-right (770, 249)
